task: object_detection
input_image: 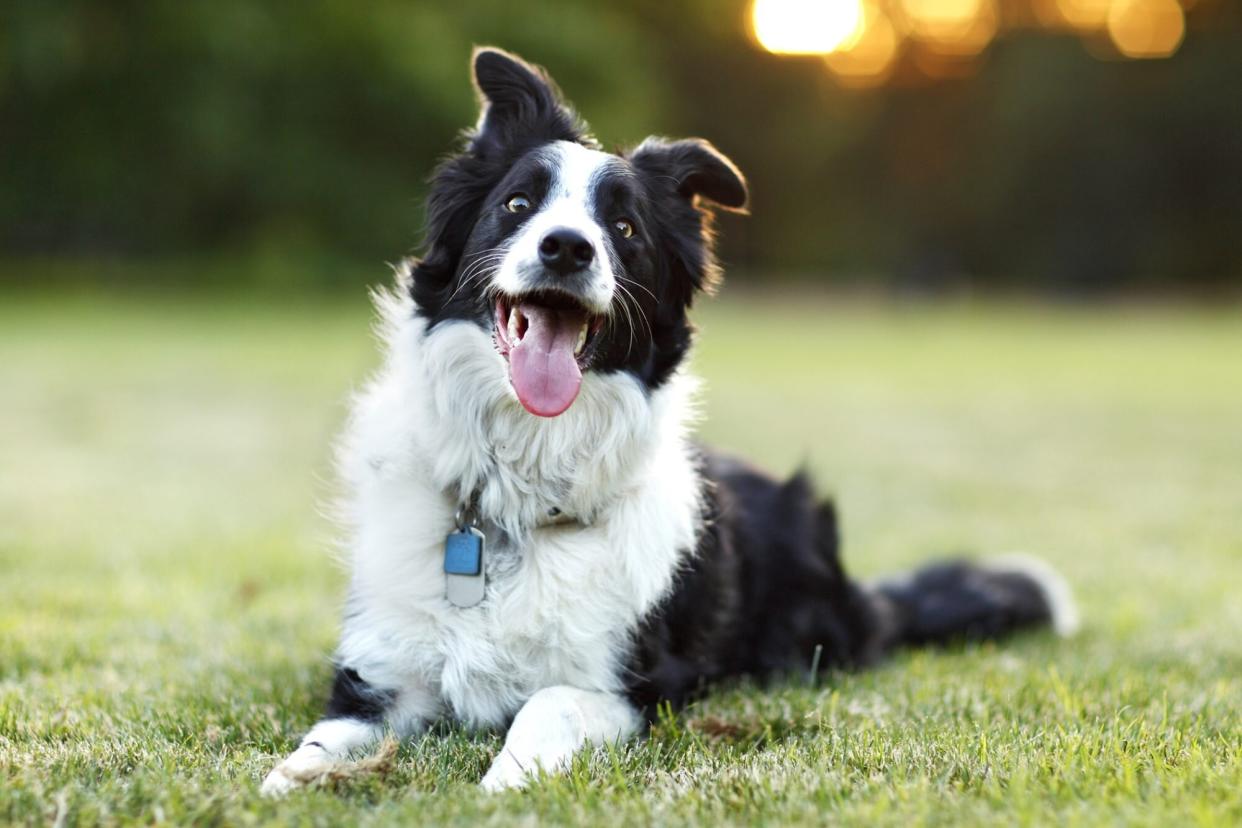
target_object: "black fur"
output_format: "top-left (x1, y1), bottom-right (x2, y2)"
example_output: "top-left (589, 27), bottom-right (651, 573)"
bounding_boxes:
top-left (624, 451), bottom-right (891, 716)
top-left (324, 666), bottom-right (395, 723)
top-left (873, 561), bottom-right (1056, 647)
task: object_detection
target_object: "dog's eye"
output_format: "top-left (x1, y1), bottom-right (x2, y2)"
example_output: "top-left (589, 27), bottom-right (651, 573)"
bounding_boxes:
top-left (504, 194), bottom-right (532, 213)
top-left (614, 218), bottom-right (635, 239)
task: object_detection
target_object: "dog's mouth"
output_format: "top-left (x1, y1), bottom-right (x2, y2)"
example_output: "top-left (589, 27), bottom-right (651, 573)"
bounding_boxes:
top-left (493, 291), bottom-right (606, 418)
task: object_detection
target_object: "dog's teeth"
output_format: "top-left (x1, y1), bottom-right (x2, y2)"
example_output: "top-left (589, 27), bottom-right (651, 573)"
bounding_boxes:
top-left (575, 323), bottom-right (588, 355)
top-left (509, 309), bottom-right (521, 343)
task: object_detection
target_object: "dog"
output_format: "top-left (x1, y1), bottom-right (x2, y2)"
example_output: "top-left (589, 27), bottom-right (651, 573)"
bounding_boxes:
top-left (262, 47), bottom-right (1077, 795)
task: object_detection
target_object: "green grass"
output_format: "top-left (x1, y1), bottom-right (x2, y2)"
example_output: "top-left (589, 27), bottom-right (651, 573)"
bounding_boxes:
top-left (2, 290), bottom-right (1240, 826)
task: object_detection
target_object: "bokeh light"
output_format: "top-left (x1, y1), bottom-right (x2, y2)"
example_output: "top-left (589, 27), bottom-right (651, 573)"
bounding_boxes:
top-left (901, 0), bottom-right (999, 56)
top-left (752, 0), bottom-right (1197, 84)
top-left (1054, 0), bottom-right (1114, 28)
top-left (824, 2), bottom-right (902, 85)
top-left (751, 0), bottom-right (865, 54)
top-left (1107, 0), bottom-right (1185, 57)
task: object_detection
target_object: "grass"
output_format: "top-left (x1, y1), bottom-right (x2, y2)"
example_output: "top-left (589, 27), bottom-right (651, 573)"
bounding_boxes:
top-left (2, 288), bottom-right (1240, 826)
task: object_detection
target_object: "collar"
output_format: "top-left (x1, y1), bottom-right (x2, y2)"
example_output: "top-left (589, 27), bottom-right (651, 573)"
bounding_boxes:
top-left (540, 507), bottom-right (579, 528)
top-left (455, 490), bottom-right (581, 531)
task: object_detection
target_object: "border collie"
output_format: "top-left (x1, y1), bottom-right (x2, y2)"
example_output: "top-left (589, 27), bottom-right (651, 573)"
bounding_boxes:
top-left (262, 48), bottom-right (1076, 795)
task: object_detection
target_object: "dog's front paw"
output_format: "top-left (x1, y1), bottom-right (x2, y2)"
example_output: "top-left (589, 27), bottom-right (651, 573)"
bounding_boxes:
top-left (480, 750), bottom-right (536, 792)
top-left (260, 764), bottom-right (301, 798)
top-left (260, 748), bottom-right (331, 797)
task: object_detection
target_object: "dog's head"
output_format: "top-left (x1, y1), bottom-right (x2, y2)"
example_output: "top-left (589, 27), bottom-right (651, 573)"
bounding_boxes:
top-left (410, 48), bottom-right (747, 417)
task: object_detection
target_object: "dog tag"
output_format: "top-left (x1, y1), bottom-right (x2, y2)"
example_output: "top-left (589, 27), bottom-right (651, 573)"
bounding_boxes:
top-left (444, 526), bottom-right (486, 608)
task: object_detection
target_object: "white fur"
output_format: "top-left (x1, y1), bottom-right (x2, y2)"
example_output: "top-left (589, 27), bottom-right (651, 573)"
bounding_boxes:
top-left (479, 686), bottom-right (641, 791)
top-left (492, 141), bottom-right (618, 312)
top-left (265, 264), bottom-right (702, 792)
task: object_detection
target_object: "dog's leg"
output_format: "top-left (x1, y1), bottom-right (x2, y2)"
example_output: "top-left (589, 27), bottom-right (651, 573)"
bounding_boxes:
top-left (480, 686), bottom-right (640, 792)
top-left (261, 667), bottom-right (435, 796)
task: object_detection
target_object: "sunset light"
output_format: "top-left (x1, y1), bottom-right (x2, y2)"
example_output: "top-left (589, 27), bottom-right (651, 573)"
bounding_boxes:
top-left (900, 0), bottom-right (999, 56)
top-left (1107, 0), bottom-right (1185, 57)
top-left (824, 2), bottom-right (902, 85)
top-left (751, 0), bottom-right (1198, 85)
top-left (1053, 0), bottom-right (1114, 28)
top-left (751, 0), bottom-right (864, 54)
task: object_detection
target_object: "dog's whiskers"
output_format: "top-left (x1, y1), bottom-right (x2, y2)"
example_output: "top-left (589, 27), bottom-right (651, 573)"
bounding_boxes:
top-left (610, 278), bottom-right (653, 360)
top-left (445, 247), bottom-right (509, 305)
top-left (616, 274), bottom-right (657, 303)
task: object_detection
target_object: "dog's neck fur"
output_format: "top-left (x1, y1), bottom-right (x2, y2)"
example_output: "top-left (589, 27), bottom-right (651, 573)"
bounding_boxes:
top-left (361, 268), bottom-right (699, 542)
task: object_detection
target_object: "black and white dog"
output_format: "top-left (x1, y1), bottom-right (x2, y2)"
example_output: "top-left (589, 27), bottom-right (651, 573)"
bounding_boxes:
top-left (262, 48), bottom-right (1076, 795)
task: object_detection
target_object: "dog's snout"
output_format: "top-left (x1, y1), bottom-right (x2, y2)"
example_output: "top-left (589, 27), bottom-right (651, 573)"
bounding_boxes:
top-left (538, 228), bottom-right (594, 275)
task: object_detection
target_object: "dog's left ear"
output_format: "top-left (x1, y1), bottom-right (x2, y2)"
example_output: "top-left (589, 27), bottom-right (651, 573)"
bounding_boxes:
top-left (470, 47), bottom-right (592, 154)
top-left (628, 137), bottom-right (748, 212)
top-left (628, 137), bottom-right (748, 300)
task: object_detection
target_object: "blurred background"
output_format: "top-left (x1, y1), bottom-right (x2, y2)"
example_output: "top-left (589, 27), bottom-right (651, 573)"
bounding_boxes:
top-left (3, 0), bottom-right (1239, 295)
top-left (3, 9), bottom-right (1241, 819)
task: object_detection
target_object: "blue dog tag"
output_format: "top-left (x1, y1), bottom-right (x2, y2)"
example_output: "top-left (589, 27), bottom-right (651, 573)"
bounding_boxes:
top-left (444, 526), bottom-right (485, 607)
top-left (444, 529), bottom-right (483, 575)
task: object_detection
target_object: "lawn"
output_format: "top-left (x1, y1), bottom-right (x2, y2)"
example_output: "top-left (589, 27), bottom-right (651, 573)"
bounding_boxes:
top-left (2, 289), bottom-right (1239, 826)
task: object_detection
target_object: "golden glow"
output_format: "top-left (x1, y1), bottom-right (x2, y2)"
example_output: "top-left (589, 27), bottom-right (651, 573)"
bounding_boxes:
top-left (825, 3), bottom-right (901, 86)
top-left (751, 0), bottom-right (865, 55)
top-left (1030, 0), bottom-right (1070, 28)
top-left (1054, 0), bottom-right (1113, 29)
top-left (899, 0), bottom-right (988, 38)
top-left (752, 0), bottom-right (1192, 84)
top-left (900, 0), bottom-right (998, 56)
top-left (1107, 0), bottom-right (1185, 58)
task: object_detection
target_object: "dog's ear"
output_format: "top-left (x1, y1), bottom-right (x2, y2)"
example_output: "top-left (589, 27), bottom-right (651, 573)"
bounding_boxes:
top-left (629, 137), bottom-right (748, 212)
top-left (470, 47), bottom-right (592, 154)
top-left (628, 137), bottom-right (748, 300)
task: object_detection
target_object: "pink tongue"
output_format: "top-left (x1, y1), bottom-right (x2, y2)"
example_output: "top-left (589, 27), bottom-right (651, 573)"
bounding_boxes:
top-left (508, 303), bottom-right (585, 417)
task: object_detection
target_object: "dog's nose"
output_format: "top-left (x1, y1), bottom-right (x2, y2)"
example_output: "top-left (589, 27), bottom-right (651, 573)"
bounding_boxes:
top-left (538, 228), bottom-right (594, 274)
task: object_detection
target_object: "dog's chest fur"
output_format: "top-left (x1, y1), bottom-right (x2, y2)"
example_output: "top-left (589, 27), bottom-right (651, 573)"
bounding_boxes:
top-left (332, 290), bottom-right (701, 728)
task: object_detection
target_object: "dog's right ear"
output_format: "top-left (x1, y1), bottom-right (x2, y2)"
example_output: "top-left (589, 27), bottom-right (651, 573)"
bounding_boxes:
top-left (408, 49), bottom-right (593, 314)
top-left (470, 47), bottom-right (592, 155)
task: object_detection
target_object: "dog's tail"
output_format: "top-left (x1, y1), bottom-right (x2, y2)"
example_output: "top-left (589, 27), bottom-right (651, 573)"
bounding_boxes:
top-left (865, 554), bottom-right (1079, 654)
